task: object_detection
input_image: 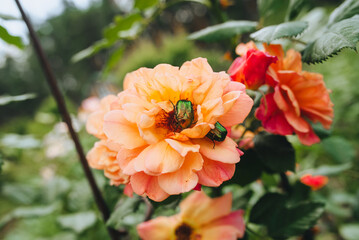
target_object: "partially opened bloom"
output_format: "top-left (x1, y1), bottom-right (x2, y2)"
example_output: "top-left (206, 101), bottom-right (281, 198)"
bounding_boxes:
top-left (228, 43), bottom-right (277, 90)
top-left (86, 58), bottom-right (253, 201)
top-left (137, 191), bottom-right (245, 240)
top-left (300, 174), bottom-right (329, 191)
top-left (234, 42), bottom-right (334, 145)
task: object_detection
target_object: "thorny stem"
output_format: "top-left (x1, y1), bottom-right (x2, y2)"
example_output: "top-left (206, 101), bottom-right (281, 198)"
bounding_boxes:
top-left (14, 0), bottom-right (121, 239)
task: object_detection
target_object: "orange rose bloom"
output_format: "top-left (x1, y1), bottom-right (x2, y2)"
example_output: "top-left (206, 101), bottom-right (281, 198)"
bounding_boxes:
top-left (137, 191), bottom-right (245, 240)
top-left (236, 42), bottom-right (335, 145)
top-left (300, 174), bottom-right (329, 191)
top-left (86, 58), bottom-right (253, 201)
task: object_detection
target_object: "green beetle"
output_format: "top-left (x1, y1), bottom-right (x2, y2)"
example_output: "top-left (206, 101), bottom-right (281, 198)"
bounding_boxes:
top-left (174, 100), bottom-right (195, 130)
top-left (206, 121), bottom-right (227, 142)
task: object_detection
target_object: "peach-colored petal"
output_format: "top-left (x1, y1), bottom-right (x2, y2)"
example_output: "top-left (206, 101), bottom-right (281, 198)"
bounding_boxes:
top-left (133, 140), bottom-right (184, 175)
top-left (235, 41), bottom-right (257, 56)
top-left (130, 172), bottom-right (169, 201)
top-left (118, 146), bottom-right (147, 175)
top-left (165, 139), bottom-right (200, 157)
top-left (124, 183), bottom-right (134, 197)
top-left (218, 90), bottom-right (253, 127)
top-left (195, 137), bottom-right (240, 164)
top-left (180, 192), bottom-right (232, 227)
top-left (137, 216), bottom-right (178, 240)
top-left (197, 157), bottom-right (235, 187)
top-left (103, 110), bottom-right (147, 149)
top-left (203, 209), bottom-right (245, 237)
top-left (86, 111), bottom-right (106, 139)
top-left (198, 225), bottom-right (242, 240)
top-left (158, 152), bottom-right (203, 194)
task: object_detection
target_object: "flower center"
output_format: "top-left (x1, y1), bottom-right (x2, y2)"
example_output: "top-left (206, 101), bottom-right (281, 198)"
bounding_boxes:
top-left (155, 100), bottom-right (197, 133)
top-left (175, 223), bottom-right (193, 240)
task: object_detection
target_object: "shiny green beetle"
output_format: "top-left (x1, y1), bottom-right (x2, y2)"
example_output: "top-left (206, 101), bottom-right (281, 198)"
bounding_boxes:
top-left (174, 100), bottom-right (195, 130)
top-left (206, 121), bottom-right (227, 142)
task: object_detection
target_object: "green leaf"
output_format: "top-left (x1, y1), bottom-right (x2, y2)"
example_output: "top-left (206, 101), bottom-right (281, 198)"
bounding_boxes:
top-left (269, 201), bottom-right (325, 238)
top-left (106, 196), bottom-right (142, 229)
top-left (286, 0), bottom-right (309, 21)
top-left (302, 16), bottom-right (359, 64)
top-left (188, 21), bottom-right (257, 42)
top-left (103, 45), bottom-right (126, 75)
top-left (250, 193), bottom-right (325, 238)
top-left (257, 0), bottom-right (290, 26)
top-left (134, 0), bottom-right (158, 10)
top-left (0, 156), bottom-right (3, 173)
top-left (0, 93), bottom-right (36, 105)
top-left (322, 136), bottom-right (355, 163)
top-left (340, 224), bottom-right (359, 240)
top-left (250, 21), bottom-right (308, 43)
top-left (104, 13), bottom-right (142, 41)
top-left (0, 24), bottom-right (24, 49)
top-left (250, 193), bottom-right (287, 224)
top-left (311, 163), bottom-right (352, 176)
top-left (0, 13), bottom-right (20, 20)
top-left (57, 211), bottom-right (97, 234)
top-left (328, 0), bottom-right (359, 26)
top-left (0, 203), bottom-right (59, 228)
top-left (71, 39), bottom-right (113, 63)
top-left (230, 149), bottom-right (264, 186)
top-left (254, 133), bottom-right (295, 173)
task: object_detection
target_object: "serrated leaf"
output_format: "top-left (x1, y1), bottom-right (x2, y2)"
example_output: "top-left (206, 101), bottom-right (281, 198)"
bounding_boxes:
top-left (0, 93), bottom-right (36, 105)
top-left (0, 24), bottom-right (24, 49)
top-left (269, 201), bottom-right (325, 238)
top-left (188, 21), bottom-right (257, 42)
top-left (250, 21), bottom-right (308, 43)
top-left (328, 0), bottom-right (359, 26)
top-left (302, 16), bottom-right (359, 63)
top-left (254, 133), bottom-right (295, 173)
top-left (57, 211), bottom-right (97, 234)
top-left (134, 0), bottom-right (158, 10)
top-left (250, 193), bottom-right (325, 238)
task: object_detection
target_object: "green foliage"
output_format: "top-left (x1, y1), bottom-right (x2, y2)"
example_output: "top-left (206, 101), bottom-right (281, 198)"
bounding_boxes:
top-left (302, 16), bottom-right (359, 64)
top-left (321, 136), bottom-right (355, 163)
top-left (188, 20), bottom-right (257, 42)
top-left (254, 133), bottom-right (295, 173)
top-left (250, 21), bottom-right (308, 43)
top-left (232, 149), bottom-right (263, 186)
top-left (250, 193), bottom-right (325, 238)
top-left (0, 93), bottom-right (36, 106)
top-left (57, 211), bottom-right (97, 234)
top-left (0, 24), bottom-right (24, 49)
top-left (340, 224), bottom-right (359, 240)
top-left (328, 0), bottom-right (359, 26)
top-left (106, 196), bottom-right (143, 230)
top-left (134, 0), bottom-right (159, 10)
top-left (257, 0), bottom-right (289, 26)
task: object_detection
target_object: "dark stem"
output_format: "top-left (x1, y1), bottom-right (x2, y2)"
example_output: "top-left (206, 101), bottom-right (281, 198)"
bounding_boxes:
top-left (279, 172), bottom-right (292, 194)
top-left (14, 0), bottom-right (121, 238)
top-left (143, 197), bottom-right (154, 221)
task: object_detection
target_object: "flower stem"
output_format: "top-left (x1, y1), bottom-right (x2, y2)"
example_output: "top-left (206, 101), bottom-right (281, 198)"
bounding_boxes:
top-left (14, 0), bottom-right (121, 238)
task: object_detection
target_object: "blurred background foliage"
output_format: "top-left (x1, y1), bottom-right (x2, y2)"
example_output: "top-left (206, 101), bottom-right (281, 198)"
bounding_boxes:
top-left (0, 0), bottom-right (358, 239)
